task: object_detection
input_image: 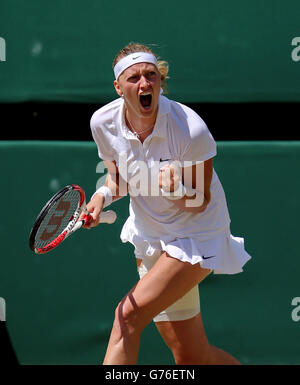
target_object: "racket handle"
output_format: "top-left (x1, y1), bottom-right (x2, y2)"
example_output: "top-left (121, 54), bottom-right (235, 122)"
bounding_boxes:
top-left (99, 210), bottom-right (117, 224)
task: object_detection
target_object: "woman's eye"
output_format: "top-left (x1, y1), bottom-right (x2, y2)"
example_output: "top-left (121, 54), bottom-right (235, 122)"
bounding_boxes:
top-left (146, 72), bottom-right (157, 81)
top-left (128, 76), bottom-right (138, 82)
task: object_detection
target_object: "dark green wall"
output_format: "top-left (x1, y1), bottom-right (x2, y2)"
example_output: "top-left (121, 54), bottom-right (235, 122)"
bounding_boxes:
top-left (1, 141), bottom-right (300, 364)
top-left (0, 0), bottom-right (300, 103)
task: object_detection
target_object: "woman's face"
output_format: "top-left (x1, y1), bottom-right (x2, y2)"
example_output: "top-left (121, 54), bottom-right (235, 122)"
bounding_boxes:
top-left (114, 62), bottom-right (161, 120)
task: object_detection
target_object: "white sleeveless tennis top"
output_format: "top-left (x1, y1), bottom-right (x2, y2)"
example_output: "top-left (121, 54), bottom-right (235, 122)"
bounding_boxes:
top-left (90, 95), bottom-right (251, 274)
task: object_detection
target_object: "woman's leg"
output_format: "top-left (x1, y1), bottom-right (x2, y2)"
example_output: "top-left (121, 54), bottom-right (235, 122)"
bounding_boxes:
top-left (155, 313), bottom-right (241, 365)
top-left (103, 252), bottom-right (211, 365)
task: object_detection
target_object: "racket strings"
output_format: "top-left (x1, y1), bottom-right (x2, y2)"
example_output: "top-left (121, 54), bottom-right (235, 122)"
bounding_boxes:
top-left (34, 189), bottom-right (80, 249)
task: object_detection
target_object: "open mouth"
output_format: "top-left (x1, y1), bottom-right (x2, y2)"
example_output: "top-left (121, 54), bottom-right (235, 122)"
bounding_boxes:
top-left (139, 93), bottom-right (152, 109)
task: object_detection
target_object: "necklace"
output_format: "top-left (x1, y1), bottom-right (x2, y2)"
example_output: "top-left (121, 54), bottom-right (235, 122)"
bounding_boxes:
top-left (125, 112), bottom-right (154, 139)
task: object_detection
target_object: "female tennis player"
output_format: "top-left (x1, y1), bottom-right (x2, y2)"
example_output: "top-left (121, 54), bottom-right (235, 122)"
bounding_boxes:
top-left (80, 42), bottom-right (251, 365)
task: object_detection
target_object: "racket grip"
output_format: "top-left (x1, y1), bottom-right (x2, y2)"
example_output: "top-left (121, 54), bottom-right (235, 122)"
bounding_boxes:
top-left (99, 210), bottom-right (117, 224)
top-left (82, 213), bottom-right (92, 226)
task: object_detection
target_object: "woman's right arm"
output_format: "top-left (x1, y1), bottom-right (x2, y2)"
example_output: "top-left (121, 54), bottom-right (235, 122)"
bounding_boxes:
top-left (82, 160), bottom-right (128, 228)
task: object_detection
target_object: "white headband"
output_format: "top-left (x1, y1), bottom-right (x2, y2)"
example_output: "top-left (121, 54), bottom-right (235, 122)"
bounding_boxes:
top-left (114, 52), bottom-right (158, 80)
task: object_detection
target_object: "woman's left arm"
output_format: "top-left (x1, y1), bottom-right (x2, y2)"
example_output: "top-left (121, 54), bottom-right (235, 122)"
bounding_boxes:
top-left (159, 158), bottom-right (213, 214)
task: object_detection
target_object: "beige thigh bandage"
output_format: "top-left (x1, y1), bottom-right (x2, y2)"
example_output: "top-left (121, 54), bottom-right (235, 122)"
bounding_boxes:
top-left (137, 255), bottom-right (201, 322)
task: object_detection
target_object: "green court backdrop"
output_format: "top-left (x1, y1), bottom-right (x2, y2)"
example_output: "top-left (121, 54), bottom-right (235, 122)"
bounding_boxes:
top-left (0, 0), bottom-right (300, 103)
top-left (0, 141), bottom-right (299, 365)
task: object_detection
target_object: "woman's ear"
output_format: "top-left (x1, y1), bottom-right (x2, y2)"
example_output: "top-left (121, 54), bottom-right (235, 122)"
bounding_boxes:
top-left (114, 80), bottom-right (123, 97)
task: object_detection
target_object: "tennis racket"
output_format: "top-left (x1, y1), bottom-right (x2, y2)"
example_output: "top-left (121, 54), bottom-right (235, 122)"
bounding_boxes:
top-left (29, 184), bottom-right (117, 254)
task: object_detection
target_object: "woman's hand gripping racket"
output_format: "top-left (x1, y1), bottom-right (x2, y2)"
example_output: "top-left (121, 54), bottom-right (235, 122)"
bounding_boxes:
top-left (29, 184), bottom-right (116, 254)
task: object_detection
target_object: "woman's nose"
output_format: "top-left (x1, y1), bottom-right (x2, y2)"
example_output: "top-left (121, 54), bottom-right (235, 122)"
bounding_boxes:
top-left (140, 75), bottom-right (150, 88)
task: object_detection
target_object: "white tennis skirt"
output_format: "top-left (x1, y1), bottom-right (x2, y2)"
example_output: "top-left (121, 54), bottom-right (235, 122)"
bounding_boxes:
top-left (160, 228), bottom-right (251, 274)
top-left (122, 226), bottom-right (251, 275)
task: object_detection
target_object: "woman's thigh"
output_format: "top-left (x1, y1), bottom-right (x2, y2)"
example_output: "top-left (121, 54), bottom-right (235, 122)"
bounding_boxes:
top-left (121, 252), bottom-right (211, 329)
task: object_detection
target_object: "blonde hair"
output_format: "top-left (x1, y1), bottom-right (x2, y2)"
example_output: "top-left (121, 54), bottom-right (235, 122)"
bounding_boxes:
top-left (113, 42), bottom-right (169, 93)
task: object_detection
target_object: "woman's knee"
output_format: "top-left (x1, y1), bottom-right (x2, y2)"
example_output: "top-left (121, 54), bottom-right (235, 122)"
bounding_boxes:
top-left (174, 344), bottom-right (213, 365)
top-left (113, 294), bottom-right (151, 336)
top-left (155, 313), bottom-right (213, 365)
